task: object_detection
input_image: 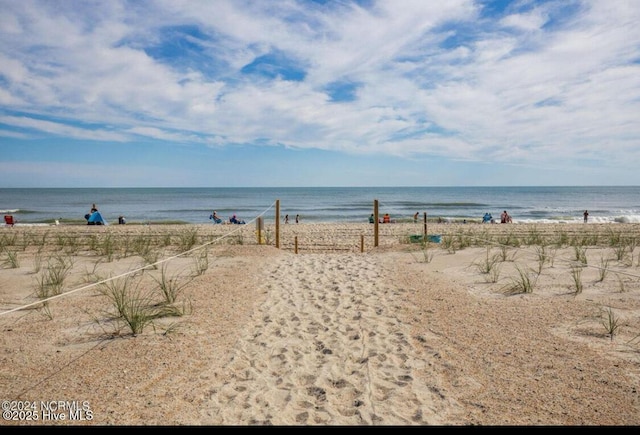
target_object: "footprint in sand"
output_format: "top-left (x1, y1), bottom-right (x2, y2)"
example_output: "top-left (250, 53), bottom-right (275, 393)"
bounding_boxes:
top-left (200, 253), bottom-right (444, 425)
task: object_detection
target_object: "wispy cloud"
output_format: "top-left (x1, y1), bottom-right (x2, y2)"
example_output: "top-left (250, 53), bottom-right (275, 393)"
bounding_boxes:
top-left (1, 0), bottom-right (639, 186)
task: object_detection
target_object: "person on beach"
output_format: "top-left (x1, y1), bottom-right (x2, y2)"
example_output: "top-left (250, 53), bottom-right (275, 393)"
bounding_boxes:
top-left (414, 212), bottom-right (419, 223)
top-left (230, 214), bottom-right (245, 224)
top-left (500, 210), bottom-right (512, 223)
top-left (296, 214), bottom-right (300, 223)
top-left (583, 210), bottom-right (589, 223)
top-left (369, 214), bottom-right (375, 223)
top-left (85, 205), bottom-right (105, 225)
top-left (285, 214), bottom-right (289, 224)
top-left (383, 213), bottom-right (391, 223)
top-left (210, 211), bottom-right (222, 224)
top-left (85, 203), bottom-right (99, 222)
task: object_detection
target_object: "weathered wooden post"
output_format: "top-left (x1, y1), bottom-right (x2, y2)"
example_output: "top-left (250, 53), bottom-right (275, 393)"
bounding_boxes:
top-left (275, 199), bottom-right (280, 249)
top-left (361, 234), bottom-right (364, 252)
top-left (295, 236), bottom-right (298, 254)
top-left (374, 199), bottom-right (379, 247)
top-left (423, 212), bottom-right (427, 238)
top-left (256, 216), bottom-right (264, 244)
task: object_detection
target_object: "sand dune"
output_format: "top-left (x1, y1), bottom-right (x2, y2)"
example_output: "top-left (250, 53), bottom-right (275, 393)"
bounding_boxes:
top-left (1, 223), bottom-right (639, 425)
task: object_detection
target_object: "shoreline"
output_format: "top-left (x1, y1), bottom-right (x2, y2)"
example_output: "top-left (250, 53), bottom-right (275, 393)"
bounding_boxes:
top-left (4, 186), bottom-right (640, 227)
top-left (6, 218), bottom-right (640, 226)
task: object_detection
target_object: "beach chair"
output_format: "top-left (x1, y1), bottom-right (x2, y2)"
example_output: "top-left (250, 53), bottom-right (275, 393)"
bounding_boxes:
top-left (4, 215), bottom-right (15, 227)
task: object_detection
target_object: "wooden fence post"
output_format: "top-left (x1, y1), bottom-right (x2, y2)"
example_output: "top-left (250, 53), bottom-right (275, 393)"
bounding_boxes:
top-left (256, 216), bottom-right (263, 244)
top-left (423, 212), bottom-right (427, 238)
top-left (275, 199), bottom-right (280, 249)
top-left (374, 199), bottom-right (379, 247)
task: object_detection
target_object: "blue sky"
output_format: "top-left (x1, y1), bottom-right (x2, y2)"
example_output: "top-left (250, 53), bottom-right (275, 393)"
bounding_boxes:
top-left (1, 0), bottom-right (639, 187)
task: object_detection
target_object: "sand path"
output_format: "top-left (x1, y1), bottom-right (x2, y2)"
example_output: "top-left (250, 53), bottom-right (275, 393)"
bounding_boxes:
top-left (201, 253), bottom-right (444, 425)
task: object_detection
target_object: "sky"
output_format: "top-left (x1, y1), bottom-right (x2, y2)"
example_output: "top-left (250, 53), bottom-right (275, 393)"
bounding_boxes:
top-left (0, 0), bottom-right (639, 188)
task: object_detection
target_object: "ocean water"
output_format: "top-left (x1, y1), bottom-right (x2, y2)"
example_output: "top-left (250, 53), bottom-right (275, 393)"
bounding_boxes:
top-left (1, 186), bottom-right (639, 225)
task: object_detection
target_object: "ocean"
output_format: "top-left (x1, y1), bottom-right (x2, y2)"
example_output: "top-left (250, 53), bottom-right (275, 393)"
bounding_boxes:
top-left (1, 186), bottom-right (639, 225)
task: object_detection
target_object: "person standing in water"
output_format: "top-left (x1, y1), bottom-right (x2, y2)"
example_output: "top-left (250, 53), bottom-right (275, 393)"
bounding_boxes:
top-left (583, 210), bottom-right (589, 223)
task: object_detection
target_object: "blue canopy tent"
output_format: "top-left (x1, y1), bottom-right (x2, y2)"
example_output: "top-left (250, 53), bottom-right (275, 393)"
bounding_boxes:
top-left (86, 211), bottom-right (107, 225)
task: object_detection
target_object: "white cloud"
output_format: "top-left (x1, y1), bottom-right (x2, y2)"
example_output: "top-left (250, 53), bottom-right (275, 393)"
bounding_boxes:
top-left (0, 0), bottom-right (639, 186)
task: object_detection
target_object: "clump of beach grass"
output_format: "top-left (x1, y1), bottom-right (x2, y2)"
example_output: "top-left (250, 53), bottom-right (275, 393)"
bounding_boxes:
top-left (441, 235), bottom-right (456, 253)
top-left (455, 233), bottom-right (472, 250)
top-left (35, 254), bottom-right (74, 297)
top-left (471, 247), bottom-right (502, 283)
top-left (159, 233), bottom-right (172, 247)
top-left (504, 264), bottom-right (537, 294)
top-left (0, 232), bottom-right (19, 250)
top-left (525, 227), bottom-right (543, 246)
top-left (96, 233), bottom-right (118, 261)
top-left (119, 234), bottom-right (134, 258)
top-left (177, 227), bottom-right (199, 252)
top-left (572, 233), bottom-right (598, 247)
top-left (409, 238), bottom-right (434, 263)
top-left (58, 234), bottom-right (80, 254)
top-left (497, 232), bottom-right (521, 248)
top-left (554, 230), bottom-right (569, 248)
top-left (192, 248), bottom-right (210, 276)
top-left (100, 276), bottom-right (158, 336)
top-left (600, 305), bottom-right (621, 341)
top-left (140, 249), bottom-right (161, 270)
top-left (615, 238), bottom-right (636, 266)
top-left (262, 229), bottom-right (274, 245)
top-left (606, 229), bottom-right (623, 247)
top-left (496, 244), bottom-right (515, 262)
top-left (152, 263), bottom-right (192, 305)
top-left (615, 274), bottom-right (626, 293)
top-left (99, 274), bottom-right (187, 336)
top-left (1, 248), bottom-right (20, 269)
top-left (229, 233), bottom-right (245, 245)
top-left (596, 256), bottom-right (610, 282)
top-left (33, 230), bottom-right (50, 252)
top-left (574, 246), bottom-right (588, 265)
top-left (132, 234), bottom-right (152, 257)
top-left (612, 244), bottom-right (628, 263)
top-left (570, 265), bottom-right (584, 295)
top-left (32, 254), bottom-right (74, 319)
top-left (83, 258), bottom-right (106, 284)
top-left (533, 245), bottom-right (551, 274)
top-left (488, 262), bottom-right (502, 283)
top-left (473, 247), bottom-right (500, 275)
top-left (32, 252), bottom-right (44, 273)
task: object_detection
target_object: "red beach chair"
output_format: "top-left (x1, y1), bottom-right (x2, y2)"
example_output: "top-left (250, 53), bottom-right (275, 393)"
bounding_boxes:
top-left (4, 215), bottom-right (15, 227)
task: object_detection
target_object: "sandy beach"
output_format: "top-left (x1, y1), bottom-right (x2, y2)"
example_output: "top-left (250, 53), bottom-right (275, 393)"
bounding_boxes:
top-left (1, 222), bottom-right (639, 425)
